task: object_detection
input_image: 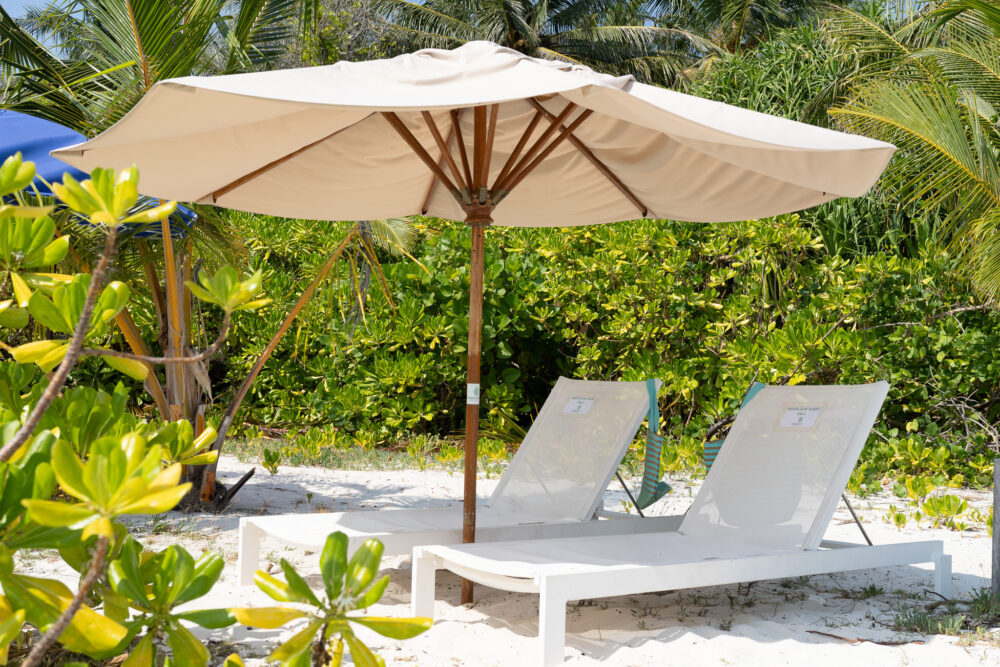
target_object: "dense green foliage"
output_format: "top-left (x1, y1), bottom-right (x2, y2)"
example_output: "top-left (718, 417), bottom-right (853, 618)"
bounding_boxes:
top-left (222, 211), bottom-right (999, 489)
top-left (193, 17), bottom-right (999, 494)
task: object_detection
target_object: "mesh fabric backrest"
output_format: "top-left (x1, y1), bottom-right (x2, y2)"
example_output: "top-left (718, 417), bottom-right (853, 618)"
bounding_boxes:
top-left (680, 382), bottom-right (889, 550)
top-left (489, 377), bottom-right (654, 522)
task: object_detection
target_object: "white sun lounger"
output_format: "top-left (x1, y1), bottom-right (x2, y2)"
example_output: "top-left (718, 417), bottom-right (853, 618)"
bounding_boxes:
top-left (412, 382), bottom-right (952, 666)
top-left (238, 377), bottom-right (680, 585)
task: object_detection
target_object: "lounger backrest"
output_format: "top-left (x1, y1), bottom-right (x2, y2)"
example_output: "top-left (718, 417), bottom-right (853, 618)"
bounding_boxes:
top-left (489, 377), bottom-right (657, 522)
top-left (679, 382), bottom-right (889, 551)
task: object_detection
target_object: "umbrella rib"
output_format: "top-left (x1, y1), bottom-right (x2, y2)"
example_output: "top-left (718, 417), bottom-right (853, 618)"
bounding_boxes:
top-left (478, 104), bottom-right (499, 204)
top-left (420, 121), bottom-right (460, 214)
top-left (381, 111), bottom-right (465, 206)
top-left (422, 111), bottom-right (469, 195)
top-left (493, 108), bottom-right (542, 190)
top-left (206, 120), bottom-right (366, 203)
top-left (450, 109), bottom-right (474, 190)
top-left (500, 109), bottom-right (594, 197)
top-left (493, 101), bottom-right (577, 194)
top-left (526, 98), bottom-right (648, 217)
top-left (472, 106), bottom-right (486, 193)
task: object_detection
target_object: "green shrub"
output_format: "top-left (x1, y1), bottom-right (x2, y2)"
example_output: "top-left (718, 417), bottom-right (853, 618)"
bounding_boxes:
top-left (218, 211), bottom-right (999, 486)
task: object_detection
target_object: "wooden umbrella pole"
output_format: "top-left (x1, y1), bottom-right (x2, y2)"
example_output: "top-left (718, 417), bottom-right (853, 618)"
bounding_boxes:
top-left (462, 205), bottom-right (491, 604)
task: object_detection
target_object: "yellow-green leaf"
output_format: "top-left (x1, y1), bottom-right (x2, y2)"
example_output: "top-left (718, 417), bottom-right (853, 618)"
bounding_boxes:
top-left (23, 235), bottom-right (69, 268)
top-left (0, 301), bottom-right (28, 329)
top-left (121, 201), bottom-right (177, 224)
top-left (50, 439), bottom-right (90, 501)
top-left (10, 272), bottom-right (32, 307)
top-left (102, 354), bottom-right (150, 381)
top-left (254, 571), bottom-right (294, 602)
top-left (122, 632), bottom-right (154, 667)
top-left (267, 620), bottom-right (323, 664)
top-left (21, 499), bottom-right (95, 528)
top-left (231, 606), bottom-right (306, 629)
top-left (178, 451), bottom-right (218, 466)
top-left (349, 616), bottom-right (432, 640)
top-left (36, 342), bottom-right (68, 373)
top-left (165, 620), bottom-right (209, 666)
top-left (234, 298), bottom-right (272, 312)
top-left (346, 539), bottom-right (383, 595)
top-left (0, 607), bottom-right (26, 650)
top-left (82, 515), bottom-right (114, 540)
top-left (342, 630), bottom-right (385, 667)
top-left (116, 483), bottom-right (190, 515)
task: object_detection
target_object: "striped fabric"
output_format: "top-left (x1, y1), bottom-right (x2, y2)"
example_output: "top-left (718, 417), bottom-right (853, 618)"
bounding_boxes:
top-left (703, 440), bottom-right (725, 471)
top-left (636, 379), bottom-right (671, 509)
top-left (703, 382), bottom-right (767, 471)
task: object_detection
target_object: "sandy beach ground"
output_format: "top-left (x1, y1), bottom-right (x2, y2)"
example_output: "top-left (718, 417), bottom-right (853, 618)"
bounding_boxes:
top-left (17, 455), bottom-right (998, 665)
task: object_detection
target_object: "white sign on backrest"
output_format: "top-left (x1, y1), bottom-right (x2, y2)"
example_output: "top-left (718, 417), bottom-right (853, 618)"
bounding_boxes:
top-left (563, 397), bottom-right (596, 415)
top-left (780, 407), bottom-right (821, 429)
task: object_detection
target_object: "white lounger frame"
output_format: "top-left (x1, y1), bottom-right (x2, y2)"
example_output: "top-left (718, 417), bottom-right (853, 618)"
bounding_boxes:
top-left (412, 537), bottom-right (950, 667)
top-left (411, 382), bottom-right (954, 666)
top-left (238, 377), bottom-right (662, 585)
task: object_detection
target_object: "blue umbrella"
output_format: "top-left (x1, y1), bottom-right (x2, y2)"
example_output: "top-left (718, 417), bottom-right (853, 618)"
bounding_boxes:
top-left (0, 109), bottom-right (196, 238)
top-left (0, 108), bottom-right (88, 194)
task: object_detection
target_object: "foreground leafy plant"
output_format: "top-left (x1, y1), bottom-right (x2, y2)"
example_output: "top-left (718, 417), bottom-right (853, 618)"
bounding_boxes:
top-left (109, 539), bottom-right (235, 665)
top-left (0, 158), bottom-right (261, 666)
top-left (233, 531), bottom-right (432, 666)
top-left (22, 434), bottom-right (190, 540)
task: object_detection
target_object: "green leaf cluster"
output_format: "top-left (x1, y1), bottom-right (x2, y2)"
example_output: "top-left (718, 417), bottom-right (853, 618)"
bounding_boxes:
top-left (109, 539), bottom-right (234, 666)
top-left (232, 532), bottom-right (431, 667)
top-left (185, 266), bottom-right (270, 314)
top-left (22, 434), bottom-right (190, 540)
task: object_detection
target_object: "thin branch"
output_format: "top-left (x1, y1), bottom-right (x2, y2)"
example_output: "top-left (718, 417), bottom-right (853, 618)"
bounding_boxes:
top-left (79, 313), bottom-right (231, 365)
top-left (21, 535), bottom-right (110, 667)
top-left (198, 230), bottom-right (358, 501)
top-left (0, 226), bottom-right (118, 462)
top-left (857, 302), bottom-right (993, 332)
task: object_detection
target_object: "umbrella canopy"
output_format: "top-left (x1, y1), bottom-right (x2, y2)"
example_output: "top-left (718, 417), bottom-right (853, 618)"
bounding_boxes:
top-left (1, 109), bottom-right (88, 194)
top-left (53, 41), bottom-right (893, 225)
top-left (53, 41), bottom-right (895, 602)
top-left (1, 109), bottom-right (197, 237)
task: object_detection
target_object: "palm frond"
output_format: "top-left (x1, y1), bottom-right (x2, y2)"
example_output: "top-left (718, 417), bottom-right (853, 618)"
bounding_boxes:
top-left (933, 0), bottom-right (1000, 39)
top-left (965, 208), bottom-right (1000, 298)
top-left (833, 80), bottom-right (1000, 215)
top-left (372, 0), bottom-right (481, 43)
top-left (916, 39), bottom-right (1000, 111)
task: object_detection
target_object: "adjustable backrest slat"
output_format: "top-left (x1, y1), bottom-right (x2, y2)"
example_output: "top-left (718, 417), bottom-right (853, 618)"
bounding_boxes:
top-left (489, 377), bottom-right (655, 522)
top-left (680, 382), bottom-right (889, 551)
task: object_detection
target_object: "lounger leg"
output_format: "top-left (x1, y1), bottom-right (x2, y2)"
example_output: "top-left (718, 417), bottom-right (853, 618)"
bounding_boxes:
top-left (237, 519), bottom-right (262, 587)
top-left (933, 552), bottom-right (952, 599)
top-left (538, 579), bottom-right (567, 667)
top-left (412, 548), bottom-right (439, 618)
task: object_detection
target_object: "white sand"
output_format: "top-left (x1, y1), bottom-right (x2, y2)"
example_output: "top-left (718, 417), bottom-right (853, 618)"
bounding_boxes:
top-left (18, 455), bottom-right (998, 665)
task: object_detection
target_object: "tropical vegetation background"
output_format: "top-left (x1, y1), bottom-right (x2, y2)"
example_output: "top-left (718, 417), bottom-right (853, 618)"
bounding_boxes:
top-left (1, 0), bottom-right (999, 661)
top-left (2, 0), bottom-right (998, 491)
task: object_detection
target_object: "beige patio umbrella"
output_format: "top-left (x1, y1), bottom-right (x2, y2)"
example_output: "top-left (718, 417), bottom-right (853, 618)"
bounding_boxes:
top-left (55, 41), bottom-right (894, 602)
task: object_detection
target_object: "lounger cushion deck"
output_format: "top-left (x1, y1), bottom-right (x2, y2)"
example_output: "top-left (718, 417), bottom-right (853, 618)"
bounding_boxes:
top-left (238, 377), bottom-right (671, 585)
top-left (412, 381), bottom-right (952, 666)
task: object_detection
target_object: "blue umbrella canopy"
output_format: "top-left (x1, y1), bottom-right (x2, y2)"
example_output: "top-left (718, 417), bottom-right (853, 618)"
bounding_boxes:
top-left (0, 109), bottom-right (196, 238)
top-left (0, 109), bottom-right (88, 194)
